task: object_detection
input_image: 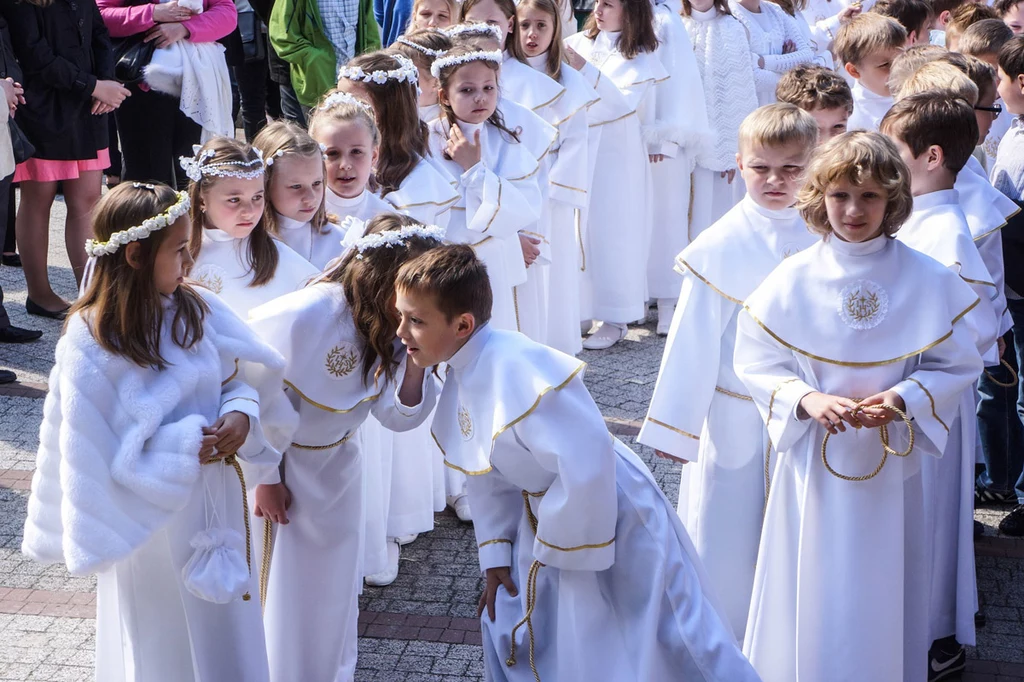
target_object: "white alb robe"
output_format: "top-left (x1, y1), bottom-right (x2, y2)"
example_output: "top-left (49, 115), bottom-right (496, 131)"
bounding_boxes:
top-left (729, 0), bottom-right (816, 105)
top-left (380, 154), bottom-right (460, 229)
top-left (736, 235), bottom-right (984, 682)
top-left (639, 196), bottom-right (818, 638)
top-left (683, 8), bottom-right (759, 240)
top-left (846, 81), bottom-right (893, 132)
top-left (274, 213), bottom-right (346, 271)
top-left (189, 228), bottom-right (319, 319)
top-left (432, 325), bottom-right (760, 682)
top-left (247, 282), bottom-right (437, 682)
top-left (23, 290), bottom-right (296, 682)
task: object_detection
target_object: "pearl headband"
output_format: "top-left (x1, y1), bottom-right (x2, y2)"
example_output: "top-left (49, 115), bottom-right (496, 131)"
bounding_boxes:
top-left (319, 90), bottom-right (376, 118)
top-left (179, 146), bottom-right (267, 182)
top-left (85, 188), bottom-right (191, 258)
top-left (395, 36), bottom-right (447, 59)
top-left (443, 23), bottom-right (503, 42)
top-left (350, 223), bottom-right (446, 259)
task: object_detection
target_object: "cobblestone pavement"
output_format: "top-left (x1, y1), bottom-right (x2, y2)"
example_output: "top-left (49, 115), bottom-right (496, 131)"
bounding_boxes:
top-left (0, 198), bottom-right (1022, 681)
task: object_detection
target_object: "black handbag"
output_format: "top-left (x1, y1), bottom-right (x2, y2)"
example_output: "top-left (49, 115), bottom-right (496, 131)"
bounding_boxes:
top-left (112, 34), bottom-right (157, 86)
top-left (237, 10), bottom-right (267, 64)
top-left (8, 119), bottom-right (34, 165)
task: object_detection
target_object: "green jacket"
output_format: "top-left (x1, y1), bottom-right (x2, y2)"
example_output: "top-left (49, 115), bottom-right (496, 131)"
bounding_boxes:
top-left (269, 0), bottom-right (381, 108)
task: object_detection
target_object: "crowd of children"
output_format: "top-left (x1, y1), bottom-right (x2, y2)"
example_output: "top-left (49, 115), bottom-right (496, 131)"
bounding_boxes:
top-left (17, 0), bottom-right (1024, 679)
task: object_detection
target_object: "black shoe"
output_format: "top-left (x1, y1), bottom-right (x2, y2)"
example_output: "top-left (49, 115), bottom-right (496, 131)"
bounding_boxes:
top-left (0, 369), bottom-right (15, 384)
top-left (974, 519), bottom-right (985, 539)
top-left (976, 611), bottom-right (987, 629)
top-left (0, 326), bottom-right (42, 343)
top-left (25, 298), bottom-right (69, 320)
top-left (998, 504), bottom-right (1024, 536)
top-left (975, 485), bottom-right (1018, 505)
top-left (1, 253), bottom-right (21, 267)
top-left (928, 637), bottom-right (966, 681)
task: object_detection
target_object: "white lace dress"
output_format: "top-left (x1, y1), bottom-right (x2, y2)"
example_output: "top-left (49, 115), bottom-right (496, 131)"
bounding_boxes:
top-left (729, 0), bottom-right (816, 105)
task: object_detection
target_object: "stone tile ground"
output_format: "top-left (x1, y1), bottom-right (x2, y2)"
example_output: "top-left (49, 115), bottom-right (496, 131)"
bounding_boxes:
top-left (0, 198), bottom-right (1021, 681)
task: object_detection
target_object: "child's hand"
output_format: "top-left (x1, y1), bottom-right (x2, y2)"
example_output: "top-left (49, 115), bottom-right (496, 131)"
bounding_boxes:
top-left (92, 80), bottom-right (130, 108)
top-left (198, 430), bottom-right (220, 464)
top-left (649, 153), bottom-right (665, 164)
top-left (782, 39), bottom-right (796, 54)
top-left (91, 99), bottom-right (115, 116)
top-left (839, 4), bottom-right (862, 22)
top-left (210, 411), bottom-right (251, 456)
top-left (853, 390), bottom-right (907, 429)
top-left (254, 483), bottom-right (292, 525)
top-left (519, 233), bottom-right (541, 267)
top-left (478, 566), bottom-right (517, 622)
top-left (565, 45), bottom-right (586, 71)
top-left (720, 169), bottom-right (736, 184)
top-left (798, 392), bottom-right (863, 435)
top-left (446, 122), bottom-right (482, 171)
top-left (1, 78), bottom-right (22, 114)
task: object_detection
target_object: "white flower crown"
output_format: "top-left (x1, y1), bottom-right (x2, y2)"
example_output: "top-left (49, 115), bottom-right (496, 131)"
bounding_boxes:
top-left (395, 36), bottom-right (447, 59)
top-left (338, 54), bottom-right (419, 87)
top-left (179, 146), bottom-right (266, 182)
top-left (351, 224), bottom-right (447, 259)
top-left (443, 23), bottom-right (503, 42)
top-left (430, 49), bottom-right (503, 79)
top-left (84, 188), bottom-right (191, 258)
top-left (319, 90), bottom-right (376, 118)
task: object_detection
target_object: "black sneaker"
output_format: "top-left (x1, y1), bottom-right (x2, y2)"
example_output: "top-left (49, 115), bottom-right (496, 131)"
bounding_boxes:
top-left (928, 637), bottom-right (966, 681)
top-left (998, 504), bottom-right (1024, 536)
top-left (976, 485), bottom-right (1018, 505)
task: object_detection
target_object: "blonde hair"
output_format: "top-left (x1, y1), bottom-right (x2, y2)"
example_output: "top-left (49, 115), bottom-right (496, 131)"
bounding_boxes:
top-left (411, 0), bottom-right (457, 26)
top-left (834, 13), bottom-right (907, 67)
top-left (797, 131), bottom-right (913, 237)
top-left (895, 61), bottom-right (979, 104)
top-left (939, 52), bottom-right (998, 100)
top-left (738, 103), bottom-right (819, 153)
top-left (253, 120), bottom-right (330, 237)
top-left (887, 43), bottom-right (946, 98)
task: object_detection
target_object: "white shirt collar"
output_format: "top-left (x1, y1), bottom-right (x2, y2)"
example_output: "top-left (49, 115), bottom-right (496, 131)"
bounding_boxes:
top-left (912, 188), bottom-right (960, 211)
top-left (204, 226), bottom-right (240, 243)
top-left (827, 233), bottom-right (890, 256)
top-left (447, 323), bottom-right (493, 371)
top-left (275, 213), bottom-right (310, 232)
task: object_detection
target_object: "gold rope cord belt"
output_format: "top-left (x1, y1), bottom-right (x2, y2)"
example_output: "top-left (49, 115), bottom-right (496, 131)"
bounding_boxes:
top-left (506, 490), bottom-right (543, 682)
top-left (985, 358), bottom-right (1019, 389)
top-left (820, 403), bottom-right (915, 482)
top-left (204, 454), bottom-right (252, 602)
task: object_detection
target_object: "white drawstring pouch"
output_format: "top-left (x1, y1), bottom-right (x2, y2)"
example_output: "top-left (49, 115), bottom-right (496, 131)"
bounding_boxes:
top-left (182, 463), bottom-right (250, 604)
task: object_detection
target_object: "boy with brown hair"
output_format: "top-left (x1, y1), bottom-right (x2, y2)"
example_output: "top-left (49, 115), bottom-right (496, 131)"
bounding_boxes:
top-left (944, 2), bottom-right (999, 50)
top-left (835, 13), bottom-right (907, 130)
top-left (928, 0), bottom-right (965, 45)
top-left (775, 64), bottom-right (854, 141)
top-left (873, 0), bottom-right (935, 45)
top-left (960, 18), bottom-right (1015, 66)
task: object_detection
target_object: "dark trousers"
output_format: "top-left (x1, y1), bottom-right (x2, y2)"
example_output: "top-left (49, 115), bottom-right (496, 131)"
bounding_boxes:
top-left (116, 87), bottom-right (202, 191)
top-left (233, 57), bottom-right (270, 142)
top-left (0, 174), bottom-right (12, 328)
top-left (279, 81), bottom-right (306, 126)
top-left (105, 113), bottom-right (122, 180)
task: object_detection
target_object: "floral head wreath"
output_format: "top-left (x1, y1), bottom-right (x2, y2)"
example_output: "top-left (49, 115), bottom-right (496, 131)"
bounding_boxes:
top-left (179, 145), bottom-right (266, 182)
top-left (264, 143), bottom-right (330, 168)
top-left (338, 54), bottom-right (419, 86)
top-left (319, 90), bottom-right (376, 119)
top-left (347, 222), bottom-right (447, 259)
top-left (84, 185), bottom-right (191, 258)
top-left (395, 35), bottom-right (447, 59)
top-left (442, 23), bottom-right (503, 43)
top-left (430, 49), bottom-right (503, 79)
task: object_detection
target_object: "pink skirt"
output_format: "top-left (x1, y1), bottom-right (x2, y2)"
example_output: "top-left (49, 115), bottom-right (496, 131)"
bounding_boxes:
top-left (14, 148), bottom-right (111, 183)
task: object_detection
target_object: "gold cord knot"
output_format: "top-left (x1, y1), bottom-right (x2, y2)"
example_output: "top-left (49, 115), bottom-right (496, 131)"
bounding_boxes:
top-left (820, 403), bottom-right (914, 482)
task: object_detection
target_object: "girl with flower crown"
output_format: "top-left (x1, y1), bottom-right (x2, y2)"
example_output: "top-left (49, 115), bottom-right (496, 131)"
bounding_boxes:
top-left (391, 28), bottom-right (453, 123)
top-left (22, 182), bottom-right (296, 682)
top-left (246, 212), bottom-right (440, 682)
top-left (185, 137), bottom-right (319, 318)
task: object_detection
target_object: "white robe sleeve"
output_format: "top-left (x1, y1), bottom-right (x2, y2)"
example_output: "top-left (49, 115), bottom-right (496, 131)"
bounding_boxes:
top-left (466, 470), bottom-right (527, 570)
top-left (548, 110), bottom-right (591, 209)
top-left (639, 272), bottom-right (736, 461)
top-left (734, 309), bottom-right (818, 454)
top-left (509, 377), bottom-right (617, 571)
top-left (460, 161), bottom-right (542, 240)
top-left (649, 8), bottom-right (711, 161)
top-left (368, 357), bottom-right (439, 432)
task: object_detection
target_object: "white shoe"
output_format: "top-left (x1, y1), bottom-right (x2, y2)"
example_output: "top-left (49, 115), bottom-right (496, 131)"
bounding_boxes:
top-left (582, 322), bottom-right (626, 350)
top-left (365, 539), bottom-right (400, 586)
top-left (581, 319), bottom-right (594, 335)
top-left (656, 299), bottom-right (675, 336)
top-left (447, 494), bottom-right (473, 522)
top-left (396, 533), bottom-right (418, 546)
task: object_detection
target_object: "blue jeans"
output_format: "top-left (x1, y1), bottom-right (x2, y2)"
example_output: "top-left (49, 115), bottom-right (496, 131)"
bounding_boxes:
top-left (977, 297), bottom-right (1024, 502)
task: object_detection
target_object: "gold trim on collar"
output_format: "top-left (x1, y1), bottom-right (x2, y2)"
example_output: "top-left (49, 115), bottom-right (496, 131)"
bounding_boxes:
top-left (519, 230), bottom-right (549, 244)
top-left (715, 386), bottom-right (753, 401)
top-left (742, 298), bottom-right (981, 368)
top-left (531, 88), bottom-right (566, 112)
top-left (471, 235), bottom-right (493, 248)
top-left (291, 430), bottom-right (355, 451)
top-left (443, 458), bottom-right (494, 475)
top-left (390, 195), bottom-right (460, 211)
top-left (493, 363), bottom-right (586, 441)
top-left (536, 535), bottom-right (614, 552)
top-left (645, 417), bottom-right (699, 440)
top-left (903, 377), bottom-right (949, 433)
top-left (284, 379), bottom-right (382, 413)
top-left (589, 110), bottom-right (636, 128)
top-left (509, 164), bottom-right (541, 183)
top-left (675, 256), bottom-right (743, 304)
top-left (961, 275), bottom-right (997, 289)
top-left (222, 358), bottom-right (240, 385)
top-left (974, 206), bottom-right (1020, 242)
top-left (479, 538), bottom-right (512, 548)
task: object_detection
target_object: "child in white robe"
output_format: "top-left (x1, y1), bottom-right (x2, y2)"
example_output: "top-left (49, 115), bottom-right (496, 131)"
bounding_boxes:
top-left (393, 28), bottom-right (453, 125)
top-left (567, 0), bottom-right (665, 349)
top-left (639, 104), bottom-right (820, 640)
top-left (253, 121), bottom-right (343, 271)
top-left (392, 244), bottom-right (761, 682)
top-left (735, 131), bottom-right (984, 682)
top-left (183, 138), bottom-right (319, 318)
top-left (307, 92), bottom-right (392, 244)
top-left (729, 0), bottom-right (816, 105)
top-left (22, 183), bottom-right (295, 682)
top-left (247, 214), bottom-right (441, 682)
top-left (835, 13), bottom-right (906, 131)
top-left (681, 0), bottom-right (760, 241)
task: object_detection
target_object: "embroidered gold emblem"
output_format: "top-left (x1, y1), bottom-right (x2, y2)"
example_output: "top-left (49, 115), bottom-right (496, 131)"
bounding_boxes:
top-left (325, 345), bottom-right (359, 378)
top-left (838, 279), bottom-right (888, 331)
top-left (458, 404), bottom-right (474, 440)
top-left (190, 265), bottom-right (225, 294)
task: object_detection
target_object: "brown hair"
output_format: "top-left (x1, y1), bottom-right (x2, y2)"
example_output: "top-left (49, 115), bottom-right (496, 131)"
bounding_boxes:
top-left (339, 52), bottom-right (430, 197)
top-left (936, 52), bottom-right (996, 100)
top-left (887, 43), bottom-right (946, 97)
top-left (390, 28), bottom-right (454, 75)
top-left (515, 0), bottom-right (568, 81)
top-left (1000, 35), bottom-right (1024, 79)
top-left (187, 137), bottom-right (279, 287)
top-left (834, 13), bottom-right (907, 66)
top-left (680, 0), bottom-right (731, 17)
top-left (994, 0), bottom-right (1023, 16)
top-left (253, 120), bottom-right (330, 237)
top-left (583, 0), bottom-right (659, 59)
top-left (459, 0), bottom-right (522, 53)
top-left (871, 0), bottom-right (934, 37)
top-left (770, 0), bottom-right (808, 17)
top-left (930, 0), bottom-right (964, 18)
top-left (320, 213), bottom-right (443, 384)
top-left (71, 183), bottom-right (208, 370)
top-left (797, 130), bottom-right (913, 237)
top-left (881, 90), bottom-right (978, 174)
top-left (396, 244), bottom-right (493, 325)
top-left (436, 46), bottom-right (521, 142)
top-left (959, 18), bottom-right (1014, 56)
top-left (947, 2), bottom-right (998, 31)
top-left (776, 65), bottom-right (854, 114)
